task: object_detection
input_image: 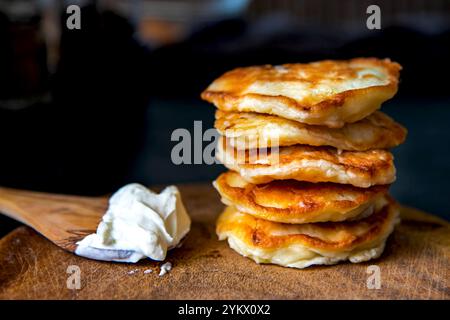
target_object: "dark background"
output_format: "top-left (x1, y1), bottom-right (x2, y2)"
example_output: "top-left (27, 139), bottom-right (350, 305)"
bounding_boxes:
top-left (0, 0), bottom-right (449, 236)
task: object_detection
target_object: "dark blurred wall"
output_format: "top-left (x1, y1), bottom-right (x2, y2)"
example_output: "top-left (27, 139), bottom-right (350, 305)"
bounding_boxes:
top-left (0, 4), bottom-right (150, 196)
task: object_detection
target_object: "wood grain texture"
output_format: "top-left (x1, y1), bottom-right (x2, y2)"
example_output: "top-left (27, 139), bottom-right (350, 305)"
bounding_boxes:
top-left (0, 183), bottom-right (448, 300)
top-left (0, 187), bottom-right (109, 252)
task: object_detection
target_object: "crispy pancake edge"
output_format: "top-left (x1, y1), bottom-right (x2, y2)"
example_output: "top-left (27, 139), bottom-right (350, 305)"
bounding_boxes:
top-left (202, 58), bottom-right (401, 128)
top-left (216, 137), bottom-right (397, 188)
top-left (215, 110), bottom-right (407, 151)
top-left (213, 171), bottom-right (390, 224)
top-left (216, 201), bottom-right (400, 268)
top-left (217, 199), bottom-right (398, 251)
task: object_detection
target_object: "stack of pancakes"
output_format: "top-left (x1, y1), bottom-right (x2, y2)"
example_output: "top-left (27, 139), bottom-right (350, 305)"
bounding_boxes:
top-left (201, 58), bottom-right (407, 269)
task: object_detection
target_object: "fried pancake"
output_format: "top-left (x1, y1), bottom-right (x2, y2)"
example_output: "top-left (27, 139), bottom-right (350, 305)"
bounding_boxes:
top-left (213, 171), bottom-right (389, 224)
top-left (215, 110), bottom-right (407, 151)
top-left (216, 137), bottom-right (396, 187)
top-left (202, 58), bottom-right (401, 128)
top-left (216, 201), bottom-right (400, 269)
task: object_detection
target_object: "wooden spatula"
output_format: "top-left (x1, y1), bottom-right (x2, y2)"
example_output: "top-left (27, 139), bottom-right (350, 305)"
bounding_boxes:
top-left (0, 186), bottom-right (107, 252)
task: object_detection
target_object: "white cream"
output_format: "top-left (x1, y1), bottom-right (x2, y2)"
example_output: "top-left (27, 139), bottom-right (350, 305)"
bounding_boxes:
top-left (75, 183), bottom-right (191, 263)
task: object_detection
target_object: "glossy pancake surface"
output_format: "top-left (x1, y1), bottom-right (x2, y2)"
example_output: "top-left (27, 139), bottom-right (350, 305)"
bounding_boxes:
top-left (215, 110), bottom-right (407, 151)
top-left (216, 137), bottom-right (396, 188)
top-left (216, 201), bottom-right (400, 269)
top-left (213, 171), bottom-right (389, 224)
top-left (202, 58), bottom-right (401, 128)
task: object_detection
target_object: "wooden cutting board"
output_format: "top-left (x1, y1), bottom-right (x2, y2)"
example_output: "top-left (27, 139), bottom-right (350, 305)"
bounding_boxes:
top-left (0, 183), bottom-right (448, 299)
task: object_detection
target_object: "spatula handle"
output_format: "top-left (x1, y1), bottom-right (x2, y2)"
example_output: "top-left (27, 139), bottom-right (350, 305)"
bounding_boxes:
top-left (0, 186), bottom-right (107, 252)
top-left (0, 187), bottom-right (36, 225)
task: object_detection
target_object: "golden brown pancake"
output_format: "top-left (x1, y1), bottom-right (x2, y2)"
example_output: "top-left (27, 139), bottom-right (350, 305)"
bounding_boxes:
top-left (213, 171), bottom-right (389, 224)
top-left (215, 110), bottom-right (407, 151)
top-left (202, 58), bottom-right (401, 128)
top-left (216, 201), bottom-right (399, 269)
top-left (216, 137), bottom-right (396, 188)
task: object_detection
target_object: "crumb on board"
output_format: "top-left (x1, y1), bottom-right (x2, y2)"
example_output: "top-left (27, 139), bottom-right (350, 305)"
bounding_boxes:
top-left (159, 262), bottom-right (172, 277)
top-left (127, 268), bottom-right (139, 275)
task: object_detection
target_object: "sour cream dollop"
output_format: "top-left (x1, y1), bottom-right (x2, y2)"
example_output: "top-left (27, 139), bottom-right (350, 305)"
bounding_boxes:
top-left (75, 183), bottom-right (191, 263)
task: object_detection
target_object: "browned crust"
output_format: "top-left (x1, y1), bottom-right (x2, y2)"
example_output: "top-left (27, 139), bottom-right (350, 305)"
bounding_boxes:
top-left (221, 137), bottom-right (394, 175)
top-left (216, 198), bottom-right (398, 251)
top-left (203, 84), bottom-right (397, 114)
top-left (215, 110), bottom-right (407, 151)
top-left (214, 171), bottom-right (389, 222)
top-left (201, 58), bottom-right (401, 115)
top-left (217, 137), bottom-right (396, 187)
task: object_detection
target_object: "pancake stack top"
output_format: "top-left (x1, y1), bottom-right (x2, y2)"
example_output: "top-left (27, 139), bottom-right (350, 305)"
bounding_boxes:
top-left (201, 58), bottom-right (407, 269)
